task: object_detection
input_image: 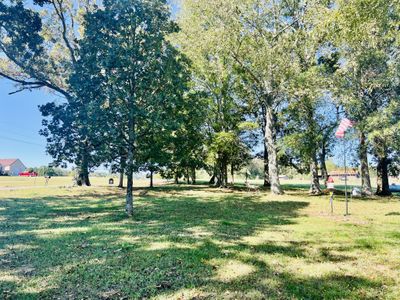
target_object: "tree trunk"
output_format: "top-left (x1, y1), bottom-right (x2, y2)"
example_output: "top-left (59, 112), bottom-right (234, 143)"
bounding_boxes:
top-left (186, 168), bottom-right (190, 184)
top-left (126, 168), bottom-right (134, 216)
top-left (77, 154), bottom-right (90, 186)
top-left (174, 173), bottom-right (179, 184)
top-left (231, 165), bottom-right (235, 186)
top-left (191, 168), bottom-right (196, 185)
top-left (216, 156), bottom-right (228, 187)
top-left (376, 156), bottom-right (391, 196)
top-left (209, 174), bottom-right (215, 185)
top-left (118, 157), bottom-right (126, 188)
top-left (125, 137), bottom-right (134, 216)
top-left (118, 171), bottom-right (124, 188)
top-left (320, 144), bottom-right (328, 186)
top-left (309, 155), bottom-right (322, 195)
top-left (265, 106), bottom-right (283, 195)
top-left (224, 160), bottom-right (228, 187)
top-left (150, 170), bottom-right (154, 188)
top-left (359, 131), bottom-right (372, 195)
top-left (219, 157), bottom-right (228, 187)
top-left (263, 143), bottom-right (271, 188)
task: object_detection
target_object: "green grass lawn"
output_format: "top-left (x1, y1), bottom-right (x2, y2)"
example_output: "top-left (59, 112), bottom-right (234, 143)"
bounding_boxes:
top-left (0, 184), bottom-right (399, 299)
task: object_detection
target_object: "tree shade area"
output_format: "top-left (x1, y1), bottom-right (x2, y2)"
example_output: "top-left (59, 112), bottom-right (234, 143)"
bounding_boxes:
top-left (0, 183), bottom-right (399, 299)
top-left (0, 0), bottom-right (400, 298)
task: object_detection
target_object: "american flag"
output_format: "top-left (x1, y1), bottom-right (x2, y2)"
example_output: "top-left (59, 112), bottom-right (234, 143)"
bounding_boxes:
top-left (335, 118), bottom-right (354, 138)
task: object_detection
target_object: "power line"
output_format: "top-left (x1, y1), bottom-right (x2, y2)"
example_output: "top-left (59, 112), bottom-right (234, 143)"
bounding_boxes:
top-left (0, 135), bottom-right (45, 147)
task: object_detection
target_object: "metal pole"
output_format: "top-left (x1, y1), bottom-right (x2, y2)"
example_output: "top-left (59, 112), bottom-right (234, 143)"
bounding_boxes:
top-left (344, 138), bottom-right (349, 215)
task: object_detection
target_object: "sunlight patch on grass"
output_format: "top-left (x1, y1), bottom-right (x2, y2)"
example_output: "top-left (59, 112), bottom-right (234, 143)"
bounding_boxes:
top-left (0, 274), bottom-right (21, 283)
top-left (185, 226), bottom-right (213, 238)
top-left (285, 259), bottom-right (339, 277)
top-left (155, 288), bottom-right (211, 300)
top-left (241, 229), bottom-right (290, 245)
top-left (118, 235), bottom-right (141, 244)
top-left (22, 226), bottom-right (89, 238)
top-left (212, 259), bottom-right (255, 283)
top-left (145, 241), bottom-right (196, 251)
top-left (5, 244), bottom-right (38, 252)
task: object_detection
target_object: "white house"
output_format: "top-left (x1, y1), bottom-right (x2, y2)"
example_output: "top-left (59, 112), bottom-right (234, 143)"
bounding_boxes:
top-left (0, 159), bottom-right (26, 176)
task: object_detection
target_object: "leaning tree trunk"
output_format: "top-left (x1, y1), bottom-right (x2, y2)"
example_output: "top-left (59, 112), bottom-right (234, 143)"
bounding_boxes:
top-left (359, 131), bottom-right (372, 195)
top-left (309, 155), bottom-right (322, 195)
top-left (263, 143), bottom-right (271, 188)
top-left (376, 156), bottom-right (391, 196)
top-left (265, 106), bottom-right (283, 195)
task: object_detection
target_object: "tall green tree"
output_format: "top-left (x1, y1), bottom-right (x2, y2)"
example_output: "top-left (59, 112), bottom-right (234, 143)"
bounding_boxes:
top-left (177, 0), bottom-right (330, 194)
top-left (72, 0), bottom-right (190, 215)
top-left (329, 0), bottom-right (400, 195)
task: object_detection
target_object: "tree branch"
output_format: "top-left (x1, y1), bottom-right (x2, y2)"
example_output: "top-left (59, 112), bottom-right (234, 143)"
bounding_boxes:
top-left (52, 0), bottom-right (77, 65)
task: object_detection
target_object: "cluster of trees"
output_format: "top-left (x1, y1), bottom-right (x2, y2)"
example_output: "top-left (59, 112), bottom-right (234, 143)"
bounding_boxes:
top-left (29, 166), bottom-right (69, 177)
top-left (0, 0), bottom-right (399, 215)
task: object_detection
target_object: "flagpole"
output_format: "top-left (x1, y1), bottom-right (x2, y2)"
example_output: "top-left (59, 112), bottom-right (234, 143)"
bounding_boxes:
top-left (344, 137), bottom-right (349, 215)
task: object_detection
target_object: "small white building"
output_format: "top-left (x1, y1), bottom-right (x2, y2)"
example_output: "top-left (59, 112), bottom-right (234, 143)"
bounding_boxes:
top-left (0, 159), bottom-right (26, 176)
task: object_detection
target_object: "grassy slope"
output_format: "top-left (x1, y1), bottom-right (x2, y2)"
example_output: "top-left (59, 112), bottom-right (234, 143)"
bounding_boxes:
top-left (0, 184), bottom-right (399, 299)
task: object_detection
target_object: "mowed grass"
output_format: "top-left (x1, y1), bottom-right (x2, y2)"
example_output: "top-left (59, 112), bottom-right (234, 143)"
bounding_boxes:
top-left (0, 176), bottom-right (121, 188)
top-left (0, 183), bottom-right (399, 299)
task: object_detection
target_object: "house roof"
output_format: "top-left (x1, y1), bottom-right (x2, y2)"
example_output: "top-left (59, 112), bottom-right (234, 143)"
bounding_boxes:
top-left (0, 159), bottom-right (19, 167)
top-left (330, 170), bottom-right (359, 176)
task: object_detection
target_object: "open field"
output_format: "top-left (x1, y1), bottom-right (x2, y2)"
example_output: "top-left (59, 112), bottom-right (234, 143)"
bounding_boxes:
top-left (1, 175), bottom-right (397, 190)
top-left (0, 176), bottom-right (119, 189)
top-left (0, 182), bottom-right (399, 299)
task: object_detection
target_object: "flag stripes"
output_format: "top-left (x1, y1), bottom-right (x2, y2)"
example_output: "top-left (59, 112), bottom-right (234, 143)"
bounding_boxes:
top-left (335, 118), bottom-right (353, 138)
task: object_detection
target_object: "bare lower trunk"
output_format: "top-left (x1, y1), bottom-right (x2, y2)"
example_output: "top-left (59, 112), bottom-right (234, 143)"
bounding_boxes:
top-left (186, 168), bottom-right (190, 185)
top-left (309, 156), bottom-right (322, 195)
top-left (191, 168), bottom-right (196, 185)
top-left (118, 157), bottom-right (126, 188)
top-left (320, 144), bottom-right (328, 186)
top-left (231, 165), bottom-right (235, 186)
top-left (209, 175), bottom-right (215, 185)
top-left (359, 132), bottom-right (372, 195)
top-left (216, 156), bottom-right (228, 188)
top-left (77, 155), bottom-right (90, 186)
top-left (263, 143), bottom-right (271, 188)
top-left (125, 144), bottom-right (134, 216)
top-left (174, 173), bottom-right (179, 184)
top-left (126, 170), bottom-right (134, 216)
top-left (376, 156), bottom-right (391, 196)
top-left (150, 170), bottom-right (154, 188)
top-left (118, 171), bottom-right (124, 188)
top-left (265, 106), bottom-right (283, 195)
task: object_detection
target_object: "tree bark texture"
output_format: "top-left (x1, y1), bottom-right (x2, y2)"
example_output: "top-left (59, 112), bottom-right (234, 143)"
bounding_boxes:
top-left (359, 131), bottom-right (372, 195)
top-left (265, 106), bottom-right (283, 195)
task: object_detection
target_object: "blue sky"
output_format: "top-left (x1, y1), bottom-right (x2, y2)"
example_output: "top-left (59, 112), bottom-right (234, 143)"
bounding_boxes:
top-left (0, 81), bottom-right (52, 167)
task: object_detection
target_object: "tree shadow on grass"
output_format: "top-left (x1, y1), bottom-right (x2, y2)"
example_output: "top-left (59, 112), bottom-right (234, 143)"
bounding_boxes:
top-left (0, 187), bottom-right (386, 299)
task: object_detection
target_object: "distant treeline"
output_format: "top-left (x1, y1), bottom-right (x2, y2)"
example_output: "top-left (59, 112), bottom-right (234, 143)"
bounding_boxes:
top-left (28, 166), bottom-right (70, 177)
